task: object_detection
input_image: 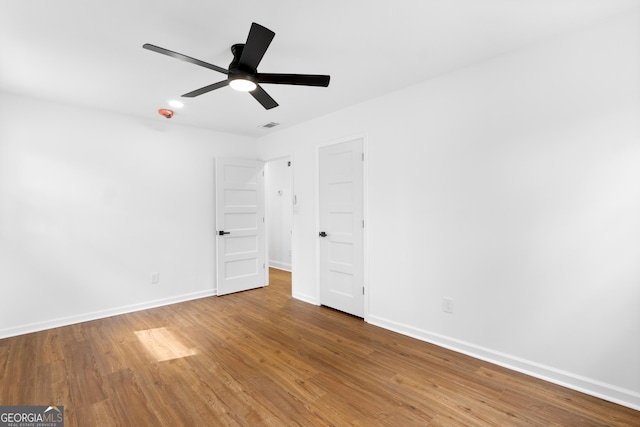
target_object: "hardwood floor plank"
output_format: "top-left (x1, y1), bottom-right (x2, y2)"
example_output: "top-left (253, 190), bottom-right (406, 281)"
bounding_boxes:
top-left (0, 268), bottom-right (637, 426)
top-left (73, 399), bottom-right (118, 427)
top-left (308, 371), bottom-right (438, 426)
top-left (34, 359), bottom-right (68, 404)
top-left (63, 341), bottom-right (108, 408)
top-left (104, 368), bottom-right (163, 425)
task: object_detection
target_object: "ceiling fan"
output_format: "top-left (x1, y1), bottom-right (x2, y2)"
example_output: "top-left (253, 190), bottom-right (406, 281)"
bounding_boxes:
top-left (143, 22), bottom-right (330, 110)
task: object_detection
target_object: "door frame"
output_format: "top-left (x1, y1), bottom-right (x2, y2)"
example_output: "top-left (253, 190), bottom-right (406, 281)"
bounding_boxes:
top-left (315, 134), bottom-right (369, 321)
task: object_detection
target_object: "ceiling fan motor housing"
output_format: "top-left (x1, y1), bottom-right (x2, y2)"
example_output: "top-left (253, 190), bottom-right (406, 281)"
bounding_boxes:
top-left (229, 44), bottom-right (256, 83)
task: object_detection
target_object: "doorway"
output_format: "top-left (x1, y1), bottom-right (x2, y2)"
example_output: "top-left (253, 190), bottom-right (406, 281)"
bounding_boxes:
top-left (265, 157), bottom-right (293, 272)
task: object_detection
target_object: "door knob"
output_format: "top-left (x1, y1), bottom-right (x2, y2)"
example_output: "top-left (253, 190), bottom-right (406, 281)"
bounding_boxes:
top-left (218, 230), bottom-right (230, 236)
top-left (319, 231), bottom-right (327, 237)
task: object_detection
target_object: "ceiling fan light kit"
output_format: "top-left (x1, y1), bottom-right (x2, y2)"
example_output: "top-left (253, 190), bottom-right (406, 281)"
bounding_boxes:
top-left (143, 22), bottom-right (330, 110)
top-left (229, 76), bottom-right (257, 92)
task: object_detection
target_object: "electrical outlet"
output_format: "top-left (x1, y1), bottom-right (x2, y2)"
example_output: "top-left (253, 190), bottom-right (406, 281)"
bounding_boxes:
top-left (151, 272), bottom-right (160, 284)
top-left (443, 297), bottom-right (454, 314)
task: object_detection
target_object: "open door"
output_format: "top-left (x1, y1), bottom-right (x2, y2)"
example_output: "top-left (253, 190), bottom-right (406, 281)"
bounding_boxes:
top-left (216, 158), bottom-right (266, 295)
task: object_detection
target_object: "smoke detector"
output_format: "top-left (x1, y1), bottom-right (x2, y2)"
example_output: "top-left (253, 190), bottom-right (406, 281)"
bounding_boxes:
top-left (158, 109), bottom-right (174, 119)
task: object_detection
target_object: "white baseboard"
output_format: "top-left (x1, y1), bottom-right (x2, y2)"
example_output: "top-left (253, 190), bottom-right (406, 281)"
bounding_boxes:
top-left (268, 261), bottom-right (291, 271)
top-left (292, 292), bottom-right (319, 306)
top-left (367, 314), bottom-right (640, 411)
top-left (0, 289), bottom-right (217, 340)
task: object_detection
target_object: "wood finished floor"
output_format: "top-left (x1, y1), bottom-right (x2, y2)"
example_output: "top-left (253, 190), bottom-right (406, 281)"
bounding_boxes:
top-left (1, 268), bottom-right (638, 426)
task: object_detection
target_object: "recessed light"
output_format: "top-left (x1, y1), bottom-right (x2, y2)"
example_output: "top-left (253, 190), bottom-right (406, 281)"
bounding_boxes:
top-left (168, 100), bottom-right (184, 108)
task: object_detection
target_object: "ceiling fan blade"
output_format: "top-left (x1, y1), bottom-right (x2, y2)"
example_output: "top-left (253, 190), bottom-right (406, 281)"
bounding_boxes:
top-left (182, 80), bottom-right (229, 98)
top-left (257, 73), bottom-right (330, 87)
top-left (238, 23), bottom-right (275, 71)
top-left (143, 43), bottom-right (228, 75)
top-left (250, 85), bottom-right (278, 110)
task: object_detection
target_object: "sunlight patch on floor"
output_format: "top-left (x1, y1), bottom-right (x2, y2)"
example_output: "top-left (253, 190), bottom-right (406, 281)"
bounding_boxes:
top-left (134, 327), bottom-right (197, 362)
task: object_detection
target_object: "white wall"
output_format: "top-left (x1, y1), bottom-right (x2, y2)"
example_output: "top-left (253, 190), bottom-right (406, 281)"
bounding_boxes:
top-left (265, 157), bottom-right (292, 271)
top-left (257, 11), bottom-right (640, 409)
top-left (0, 93), bottom-right (256, 337)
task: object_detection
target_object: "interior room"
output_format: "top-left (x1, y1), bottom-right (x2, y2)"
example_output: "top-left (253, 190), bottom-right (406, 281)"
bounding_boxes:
top-left (1, 1), bottom-right (639, 425)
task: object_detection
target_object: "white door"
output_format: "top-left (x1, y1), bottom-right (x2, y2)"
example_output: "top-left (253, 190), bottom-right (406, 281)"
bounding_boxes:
top-left (216, 158), bottom-right (266, 296)
top-left (319, 139), bottom-right (364, 317)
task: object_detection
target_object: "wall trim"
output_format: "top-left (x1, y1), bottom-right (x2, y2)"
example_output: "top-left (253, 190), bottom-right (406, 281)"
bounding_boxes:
top-left (0, 290), bottom-right (217, 340)
top-left (269, 261), bottom-right (291, 272)
top-left (292, 292), bottom-right (319, 306)
top-left (367, 314), bottom-right (640, 411)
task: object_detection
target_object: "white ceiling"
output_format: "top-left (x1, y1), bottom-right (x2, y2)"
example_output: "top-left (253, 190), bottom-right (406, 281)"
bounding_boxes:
top-left (1, 0), bottom-right (637, 137)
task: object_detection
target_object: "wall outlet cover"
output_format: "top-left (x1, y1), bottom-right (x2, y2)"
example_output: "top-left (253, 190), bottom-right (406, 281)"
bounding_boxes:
top-left (443, 297), bottom-right (454, 313)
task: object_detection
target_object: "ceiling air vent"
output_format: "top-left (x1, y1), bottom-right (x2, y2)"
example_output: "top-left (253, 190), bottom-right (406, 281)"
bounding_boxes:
top-left (261, 122), bottom-right (280, 129)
